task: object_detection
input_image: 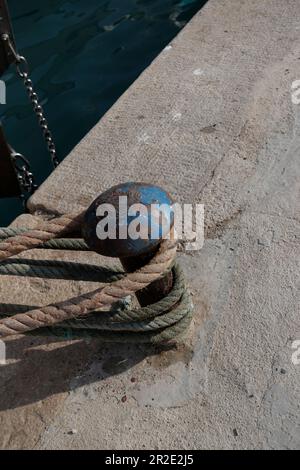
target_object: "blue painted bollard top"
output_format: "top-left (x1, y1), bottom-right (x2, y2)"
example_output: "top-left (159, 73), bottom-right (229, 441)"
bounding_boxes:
top-left (82, 182), bottom-right (174, 258)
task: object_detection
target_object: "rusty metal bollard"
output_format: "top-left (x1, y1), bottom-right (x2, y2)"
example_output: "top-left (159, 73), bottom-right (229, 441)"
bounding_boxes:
top-left (82, 182), bottom-right (175, 306)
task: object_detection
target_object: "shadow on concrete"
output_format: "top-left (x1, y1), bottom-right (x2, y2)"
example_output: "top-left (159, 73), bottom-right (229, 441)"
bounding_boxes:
top-left (0, 334), bottom-right (174, 412)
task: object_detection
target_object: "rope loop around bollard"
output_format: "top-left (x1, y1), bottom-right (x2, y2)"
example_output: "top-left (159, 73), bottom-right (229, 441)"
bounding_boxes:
top-left (0, 222), bottom-right (193, 344)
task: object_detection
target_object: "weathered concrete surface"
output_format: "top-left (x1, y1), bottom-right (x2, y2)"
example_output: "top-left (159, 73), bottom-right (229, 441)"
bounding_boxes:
top-left (1, 0), bottom-right (300, 449)
top-left (0, 214), bottom-right (119, 449)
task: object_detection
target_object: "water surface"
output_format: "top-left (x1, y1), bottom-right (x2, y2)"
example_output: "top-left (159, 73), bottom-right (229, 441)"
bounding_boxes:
top-left (0, 0), bottom-right (205, 225)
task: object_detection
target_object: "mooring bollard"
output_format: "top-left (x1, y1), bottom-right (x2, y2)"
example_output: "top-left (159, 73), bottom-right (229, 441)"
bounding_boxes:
top-left (82, 182), bottom-right (175, 306)
top-left (0, 183), bottom-right (192, 342)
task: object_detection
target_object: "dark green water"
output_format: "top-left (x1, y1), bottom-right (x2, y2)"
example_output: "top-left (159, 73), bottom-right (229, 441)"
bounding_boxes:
top-left (0, 0), bottom-right (205, 225)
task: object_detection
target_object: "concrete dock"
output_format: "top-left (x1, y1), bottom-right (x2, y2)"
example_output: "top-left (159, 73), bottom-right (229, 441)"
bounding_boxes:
top-left (0, 0), bottom-right (299, 449)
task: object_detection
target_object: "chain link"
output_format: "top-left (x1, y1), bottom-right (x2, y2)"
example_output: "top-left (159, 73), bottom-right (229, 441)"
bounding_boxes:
top-left (21, 72), bottom-right (59, 168)
top-left (10, 150), bottom-right (37, 195)
top-left (2, 34), bottom-right (59, 169)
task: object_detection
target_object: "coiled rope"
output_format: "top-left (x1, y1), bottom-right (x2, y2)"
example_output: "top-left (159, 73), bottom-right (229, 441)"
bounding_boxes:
top-left (0, 215), bottom-right (193, 344)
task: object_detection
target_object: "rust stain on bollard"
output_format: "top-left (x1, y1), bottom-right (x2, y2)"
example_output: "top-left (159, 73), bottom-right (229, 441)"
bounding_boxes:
top-left (82, 182), bottom-right (175, 306)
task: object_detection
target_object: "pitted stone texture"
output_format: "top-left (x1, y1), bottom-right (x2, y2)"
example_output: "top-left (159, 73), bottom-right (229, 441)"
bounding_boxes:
top-left (0, 215), bottom-right (120, 449)
top-left (2, 0), bottom-right (300, 449)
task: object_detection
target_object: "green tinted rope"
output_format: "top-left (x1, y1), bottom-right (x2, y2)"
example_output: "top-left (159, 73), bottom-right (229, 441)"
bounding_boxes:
top-left (0, 228), bottom-right (193, 344)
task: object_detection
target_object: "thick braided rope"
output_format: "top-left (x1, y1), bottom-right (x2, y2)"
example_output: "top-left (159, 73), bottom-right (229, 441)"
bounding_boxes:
top-left (0, 228), bottom-right (88, 251)
top-left (0, 239), bottom-right (177, 339)
top-left (0, 263), bottom-right (185, 328)
top-left (0, 263), bottom-right (192, 344)
top-left (0, 258), bottom-right (124, 282)
top-left (0, 212), bottom-right (85, 260)
top-left (0, 213), bottom-right (193, 343)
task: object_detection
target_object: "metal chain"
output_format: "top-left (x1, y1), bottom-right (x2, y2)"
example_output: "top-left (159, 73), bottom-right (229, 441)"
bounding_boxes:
top-left (1, 34), bottom-right (59, 169)
top-left (10, 150), bottom-right (37, 195)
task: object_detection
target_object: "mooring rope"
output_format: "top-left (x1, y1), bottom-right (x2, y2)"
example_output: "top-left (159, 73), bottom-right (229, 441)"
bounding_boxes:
top-left (0, 212), bottom-right (84, 260)
top-left (0, 228), bottom-right (88, 251)
top-left (0, 222), bottom-right (193, 344)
